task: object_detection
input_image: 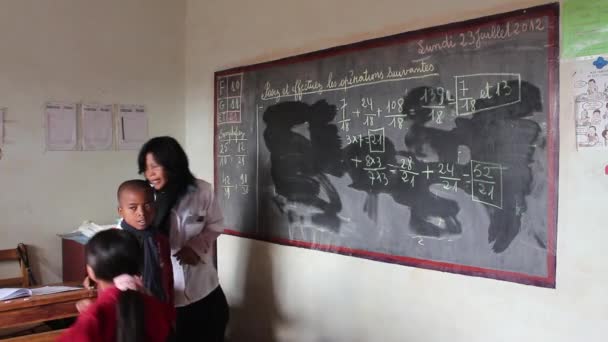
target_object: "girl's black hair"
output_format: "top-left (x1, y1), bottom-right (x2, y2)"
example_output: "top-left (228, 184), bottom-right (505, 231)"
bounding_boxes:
top-left (86, 229), bottom-right (145, 342)
top-left (137, 136), bottom-right (197, 233)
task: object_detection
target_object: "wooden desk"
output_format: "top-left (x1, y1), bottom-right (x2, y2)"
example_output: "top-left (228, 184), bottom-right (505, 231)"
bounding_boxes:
top-left (2, 329), bottom-right (66, 342)
top-left (0, 286), bottom-right (96, 341)
top-left (61, 238), bottom-right (87, 282)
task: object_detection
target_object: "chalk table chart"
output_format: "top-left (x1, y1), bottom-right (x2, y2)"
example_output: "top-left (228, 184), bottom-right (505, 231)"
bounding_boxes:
top-left (214, 3), bottom-right (559, 287)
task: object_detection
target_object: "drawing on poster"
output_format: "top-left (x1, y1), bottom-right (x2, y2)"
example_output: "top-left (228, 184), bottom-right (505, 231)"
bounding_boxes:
top-left (574, 56), bottom-right (608, 149)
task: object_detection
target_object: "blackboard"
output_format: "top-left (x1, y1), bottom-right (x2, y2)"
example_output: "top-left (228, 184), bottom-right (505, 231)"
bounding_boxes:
top-left (214, 4), bottom-right (559, 287)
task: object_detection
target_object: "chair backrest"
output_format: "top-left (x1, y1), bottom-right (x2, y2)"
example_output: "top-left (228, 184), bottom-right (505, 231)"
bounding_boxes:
top-left (0, 245), bottom-right (30, 288)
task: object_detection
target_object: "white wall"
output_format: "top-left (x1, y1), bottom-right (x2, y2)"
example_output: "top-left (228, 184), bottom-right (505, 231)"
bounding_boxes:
top-left (0, 0), bottom-right (185, 283)
top-left (186, 0), bottom-right (608, 341)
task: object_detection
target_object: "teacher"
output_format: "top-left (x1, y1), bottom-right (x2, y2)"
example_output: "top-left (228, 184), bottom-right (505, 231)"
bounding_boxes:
top-left (138, 136), bottom-right (229, 341)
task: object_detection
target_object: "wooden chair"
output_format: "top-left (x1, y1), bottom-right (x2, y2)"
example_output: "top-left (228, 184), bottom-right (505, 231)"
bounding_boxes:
top-left (0, 243), bottom-right (31, 288)
top-left (0, 244), bottom-right (42, 338)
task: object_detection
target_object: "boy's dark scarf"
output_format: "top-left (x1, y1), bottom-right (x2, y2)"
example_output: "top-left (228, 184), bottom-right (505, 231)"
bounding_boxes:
top-left (120, 220), bottom-right (165, 302)
top-left (152, 189), bottom-right (177, 236)
top-left (153, 181), bottom-right (192, 236)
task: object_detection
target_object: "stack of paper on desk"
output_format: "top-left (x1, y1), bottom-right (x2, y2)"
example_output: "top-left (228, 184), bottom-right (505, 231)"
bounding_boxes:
top-left (0, 286), bottom-right (81, 300)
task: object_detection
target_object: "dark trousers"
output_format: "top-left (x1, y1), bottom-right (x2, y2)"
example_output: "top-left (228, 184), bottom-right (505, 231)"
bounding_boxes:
top-left (176, 286), bottom-right (229, 342)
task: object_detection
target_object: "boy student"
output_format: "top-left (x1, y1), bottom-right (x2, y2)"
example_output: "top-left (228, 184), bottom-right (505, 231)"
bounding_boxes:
top-left (116, 179), bottom-right (173, 304)
top-left (81, 180), bottom-right (173, 309)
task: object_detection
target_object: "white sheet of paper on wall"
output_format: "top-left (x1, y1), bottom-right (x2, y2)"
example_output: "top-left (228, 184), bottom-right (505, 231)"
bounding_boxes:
top-left (117, 104), bottom-right (148, 150)
top-left (82, 104), bottom-right (113, 151)
top-left (45, 102), bottom-right (78, 151)
top-left (0, 107), bottom-right (5, 147)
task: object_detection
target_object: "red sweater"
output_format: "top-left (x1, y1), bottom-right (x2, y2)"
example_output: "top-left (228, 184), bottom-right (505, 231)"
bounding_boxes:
top-left (58, 286), bottom-right (175, 342)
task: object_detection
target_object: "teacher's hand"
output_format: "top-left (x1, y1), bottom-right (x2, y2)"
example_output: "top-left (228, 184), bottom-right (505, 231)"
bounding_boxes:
top-left (174, 246), bottom-right (201, 265)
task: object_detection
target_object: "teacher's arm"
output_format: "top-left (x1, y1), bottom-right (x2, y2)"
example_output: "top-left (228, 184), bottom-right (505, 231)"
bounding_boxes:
top-left (184, 186), bottom-right (224, 262)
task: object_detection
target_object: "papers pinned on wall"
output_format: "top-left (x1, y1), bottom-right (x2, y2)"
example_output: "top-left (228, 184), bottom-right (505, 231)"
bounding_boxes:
top-left (45, 102), bottom-right (78, 151)
top-left (81, 104), bottom-right (114, 151)
top-left (0, 107), bottom-right (5, 147)
top-left (43, 102), bottom-right (149, 152)
top-left (117, 104), bottom-right (148, 150)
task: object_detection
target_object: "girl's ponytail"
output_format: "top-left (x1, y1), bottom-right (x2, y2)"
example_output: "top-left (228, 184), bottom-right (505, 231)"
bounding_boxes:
top-left (117, 289), bottom-right (145, 342)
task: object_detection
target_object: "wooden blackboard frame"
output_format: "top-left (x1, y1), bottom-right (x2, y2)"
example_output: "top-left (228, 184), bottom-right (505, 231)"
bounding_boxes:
top-left (214, 3), bottom-right (559, 287)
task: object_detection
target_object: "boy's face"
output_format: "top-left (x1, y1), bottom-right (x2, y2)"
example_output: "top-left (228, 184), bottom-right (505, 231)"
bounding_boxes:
top-left (118, 189), bottom-right (155, 230)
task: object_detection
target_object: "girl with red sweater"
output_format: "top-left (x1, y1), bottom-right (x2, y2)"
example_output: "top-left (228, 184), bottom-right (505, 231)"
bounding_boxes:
top-left (59, 229), bottom-right (175, 342)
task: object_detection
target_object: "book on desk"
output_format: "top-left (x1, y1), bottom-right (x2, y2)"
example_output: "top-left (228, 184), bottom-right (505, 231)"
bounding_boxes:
top-left (0, 283), bottom-right (97, 341)
top-left (0, 286), bottom-right (82, 301)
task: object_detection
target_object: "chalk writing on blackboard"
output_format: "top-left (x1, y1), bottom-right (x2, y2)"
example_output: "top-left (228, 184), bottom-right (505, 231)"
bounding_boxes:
top-left (217, 73), bottom-right (249, 199)
top-left (215, 4), bottom-right (558, 287)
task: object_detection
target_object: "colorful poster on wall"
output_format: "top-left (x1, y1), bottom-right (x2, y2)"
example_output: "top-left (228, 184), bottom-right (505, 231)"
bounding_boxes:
top-left (573, 55), bottom-right (608, 149)
top-left (562, 0), bottom-right (608, 59)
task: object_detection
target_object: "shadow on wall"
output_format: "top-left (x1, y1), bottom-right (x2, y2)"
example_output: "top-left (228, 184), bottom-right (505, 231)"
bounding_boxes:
top-left (226, 241), bottom-right (286, 342)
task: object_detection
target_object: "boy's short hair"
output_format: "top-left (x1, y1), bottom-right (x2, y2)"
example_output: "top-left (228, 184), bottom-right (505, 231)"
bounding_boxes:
top-left (117, 179), bottom-right (153, 202)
